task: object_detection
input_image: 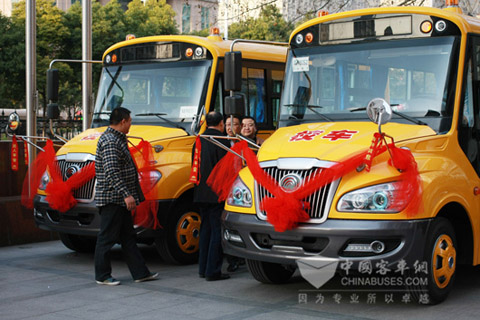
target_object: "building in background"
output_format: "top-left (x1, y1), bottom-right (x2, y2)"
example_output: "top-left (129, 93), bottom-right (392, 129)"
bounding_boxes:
top-left (1, 0), bottom-right (477, 31)
top-left (217, 0), bottom-right (479, 36)
top-left (1, 0), bottom-right (218, 34)
top-left (0, 0), bottom-right (20, 17)
top-left (168, 0), bottom-right (218, 33)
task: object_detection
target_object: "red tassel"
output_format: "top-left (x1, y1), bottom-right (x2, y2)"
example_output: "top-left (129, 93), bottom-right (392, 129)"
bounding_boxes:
top-left (189, 136), bottom-right (201, 185)
top-left (11, 135), bottom-right (19, 171)
top-left (23, 138), bottom-right (29, 165)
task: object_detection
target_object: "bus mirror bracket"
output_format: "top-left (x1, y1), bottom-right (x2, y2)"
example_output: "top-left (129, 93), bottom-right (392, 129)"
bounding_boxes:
top-left (47, 69), bottom-right (59, 103)
top-left (367, 98), bottom-right (392, 134)
top-left (225, 95), bottom-right (245, 117)
top-left (47, 103), bottom-right (60, 120)
top-left (224, 51), bottom-right (242, 91)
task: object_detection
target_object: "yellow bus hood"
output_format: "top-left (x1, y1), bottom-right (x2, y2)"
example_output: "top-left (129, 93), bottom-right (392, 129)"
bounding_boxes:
top-left (258, 122), bottom-right (436, 162)
top-left (56, 125), bottom-right (188, 156)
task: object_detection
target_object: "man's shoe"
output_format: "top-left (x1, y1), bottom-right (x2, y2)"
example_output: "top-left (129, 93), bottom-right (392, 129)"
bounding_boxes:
top-left (134, 272), bottom-right (159, 283)
top-left (199, 273), bottom-right (205, 278)
top-left (205, 273), bottom-right (230, 281)
top-left (96, 277), bottom-right (120, 286)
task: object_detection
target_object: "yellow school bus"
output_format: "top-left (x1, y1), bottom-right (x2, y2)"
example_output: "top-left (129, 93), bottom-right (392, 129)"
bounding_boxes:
top-left (222, 3), bottom-right (480, 303)
top-left (33, 32), bottom-right (286, 264)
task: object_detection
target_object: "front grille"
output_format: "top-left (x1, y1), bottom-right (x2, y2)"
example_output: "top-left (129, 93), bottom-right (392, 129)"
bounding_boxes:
top-left (57, 160), bottom-right (96, 201)
top-left (256, 166), bottom-right (336, 222)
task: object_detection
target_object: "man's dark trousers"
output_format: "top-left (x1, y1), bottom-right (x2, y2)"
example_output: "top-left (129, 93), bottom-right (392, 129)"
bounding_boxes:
top-left (198, 203), bottom-right (224, 277)
top-left (94, 204), bottom-right (150, 281)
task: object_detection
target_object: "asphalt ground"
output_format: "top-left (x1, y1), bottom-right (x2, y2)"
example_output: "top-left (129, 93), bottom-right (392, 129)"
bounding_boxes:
top-left (1, 240), bottom-right (480, 320)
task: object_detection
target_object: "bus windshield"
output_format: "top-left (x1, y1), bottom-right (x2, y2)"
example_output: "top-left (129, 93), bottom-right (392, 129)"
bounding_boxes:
top-left (280, 37), bottom-right (457, 132)
top-left (92, 60), bottom-right (212, 128)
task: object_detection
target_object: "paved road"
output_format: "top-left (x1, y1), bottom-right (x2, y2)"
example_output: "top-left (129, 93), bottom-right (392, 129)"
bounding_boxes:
top-left (1, 240), bottom-right (480, 320)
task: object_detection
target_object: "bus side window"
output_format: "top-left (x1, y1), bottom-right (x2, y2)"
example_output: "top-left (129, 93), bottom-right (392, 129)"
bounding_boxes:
top-left (271, 70), bottom-right (284, 127)
top-left (241, 67), bottom-right (266, 125)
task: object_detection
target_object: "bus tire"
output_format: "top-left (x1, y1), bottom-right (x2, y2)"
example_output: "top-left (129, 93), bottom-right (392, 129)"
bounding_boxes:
top-left (155, 203), bottom-right (200, 264)
top-left (409, 217), bottom-right (456, 305)
top-left (246, 259), bottom-right (295, 284)
top-left (59, 233), bottom-right (96, 253)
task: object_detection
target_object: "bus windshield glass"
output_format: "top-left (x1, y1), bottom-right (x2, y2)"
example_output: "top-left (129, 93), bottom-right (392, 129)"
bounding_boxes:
top-left (92, 60), bottom-right (212, 128)
top-left (280, 37), bottom-right (457, 132)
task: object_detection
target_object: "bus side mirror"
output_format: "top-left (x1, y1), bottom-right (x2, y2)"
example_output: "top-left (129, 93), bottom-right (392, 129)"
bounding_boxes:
top-left (224, 51), bottom-right (242, 91)
top-left (367, 98), bottom-right (392, 125)
top-left (47, 68), bottom-right (59, 103)
top-left (225, 95), bottom-right (245, 117)
top-left (47, 103), bottom-right (60, 120)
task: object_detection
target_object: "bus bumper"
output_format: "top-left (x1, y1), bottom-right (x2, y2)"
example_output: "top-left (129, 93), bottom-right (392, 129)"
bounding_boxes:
top-left (33, 195), bottom-right (173, 238)
top-left (222, 210), bottom-right (433, 269)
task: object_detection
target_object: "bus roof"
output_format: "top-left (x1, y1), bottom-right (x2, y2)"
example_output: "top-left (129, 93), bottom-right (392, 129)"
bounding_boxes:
top-left (103, 35), bottom-right (287, 63)
top-left (290, 6), bottom-right (480, 44)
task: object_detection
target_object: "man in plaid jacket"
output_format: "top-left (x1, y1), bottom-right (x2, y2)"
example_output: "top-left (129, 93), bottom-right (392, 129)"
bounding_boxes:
top-left (94, 107), bottom-right (157, 286)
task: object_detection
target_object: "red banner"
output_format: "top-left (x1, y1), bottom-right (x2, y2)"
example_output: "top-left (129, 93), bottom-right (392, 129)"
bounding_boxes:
top-left (23, 139), bottom-right (29, 165)
top-left (189, 136), bottom-right (201, 185)
top-left (11, 135), bottom-right (19, 171)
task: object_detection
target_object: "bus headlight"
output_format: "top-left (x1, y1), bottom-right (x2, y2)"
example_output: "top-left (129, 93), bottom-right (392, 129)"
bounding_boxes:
top-left (337, 182), bottom-right (407, 213)
top-left (227, 177), bottom-right (252, 208)
top-left (38, 171), bottom-right (50, 190)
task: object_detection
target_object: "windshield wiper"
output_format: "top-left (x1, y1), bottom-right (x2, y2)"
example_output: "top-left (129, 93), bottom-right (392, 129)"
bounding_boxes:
top-left (136, 113), bottom-right (189, 135)
top-left (349, 106), bottom-right (428, 126)
top-left (284, 104), bottom-right (333, 122)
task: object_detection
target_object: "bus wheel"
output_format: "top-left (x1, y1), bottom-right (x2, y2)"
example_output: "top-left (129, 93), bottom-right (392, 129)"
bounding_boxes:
top-left (411, 218), bottom-right (456, 304)
top-left (246, 259), bottom-right (295, 284)
top-left (59, 233), bottom-right (96, 253)
top-left (155, 203), bottom-right (200, 264)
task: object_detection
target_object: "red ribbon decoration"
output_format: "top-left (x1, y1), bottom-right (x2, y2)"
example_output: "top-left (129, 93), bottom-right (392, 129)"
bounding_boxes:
top-left (11, 135), bottom-right (19, 171)
top-left (129, 140), bottom-right (161, 229)
top-left (22, 138), bottom-right (162, 230)
top-left (189, 136), bottom-right (201, 185)
top-left (208, 135), bottom-right (423, 232)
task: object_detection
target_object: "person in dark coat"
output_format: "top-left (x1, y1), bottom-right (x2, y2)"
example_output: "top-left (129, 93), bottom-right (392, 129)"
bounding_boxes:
top-left (192, 111), bottom-right (231, 281)
top-left (94, 107), bottom-right (157, 286)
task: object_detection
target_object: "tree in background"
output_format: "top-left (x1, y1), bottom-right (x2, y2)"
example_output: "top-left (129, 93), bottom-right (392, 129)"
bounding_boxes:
top-left (0, 14), bottom-right (24, 108)
top-left (125, 0), bottom-right (177, 37)
top-left (228, 4), bottom-right (294, 42)
top-left (1, 0), bottom-right (178, 112)
top-left (11, 0), bottom-right (70, 117)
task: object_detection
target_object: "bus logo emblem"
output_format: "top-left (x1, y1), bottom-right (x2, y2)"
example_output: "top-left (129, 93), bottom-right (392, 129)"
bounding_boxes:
top-left (279, 173), bottom-right (303, 193)
top-left (65, 165), bottom-right (80, 180)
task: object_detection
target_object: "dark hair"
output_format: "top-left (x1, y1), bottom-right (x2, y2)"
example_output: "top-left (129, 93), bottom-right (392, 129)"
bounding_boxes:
top-left (242, 116), bottom-right (257, 127)
top-left (110, 107), bottom-right (131, 125)
top-left (226, 114), bottom-right (242, 123)
top-left (206, 111), bottom-right (224, 127)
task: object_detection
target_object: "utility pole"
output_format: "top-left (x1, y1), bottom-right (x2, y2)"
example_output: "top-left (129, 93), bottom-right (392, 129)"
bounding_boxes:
top-left (26, 0), bottom-right (36, 165)
top-left (82, 0), bottom-right (92, 131)
top-left (224, 0), bottom-right (228, 40)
